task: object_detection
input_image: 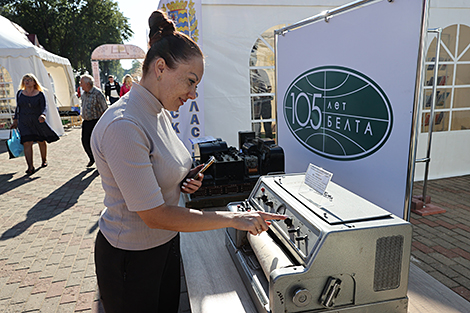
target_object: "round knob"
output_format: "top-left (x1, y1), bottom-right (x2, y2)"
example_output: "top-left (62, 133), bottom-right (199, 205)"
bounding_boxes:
top-left (276, 204), bottom-right (286, 215)
top-left (284, 217), bottom-right (293, 227)
top-left (292, 288), bottom-right (311, 307)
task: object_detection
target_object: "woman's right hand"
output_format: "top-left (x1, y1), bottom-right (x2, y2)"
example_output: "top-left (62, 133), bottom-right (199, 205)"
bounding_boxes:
top-left (10, 120), bottom-right (18, 129)
top-left (232, 211), bottom-right (287, 236)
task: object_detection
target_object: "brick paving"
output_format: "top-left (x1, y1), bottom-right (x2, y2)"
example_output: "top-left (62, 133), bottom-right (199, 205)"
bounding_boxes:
top-left (411, 175), bottom-right (470, 302)
top-left (0, 128), bottom-right (190, 313)
top-left (0, 126), bottom-right (469, 311)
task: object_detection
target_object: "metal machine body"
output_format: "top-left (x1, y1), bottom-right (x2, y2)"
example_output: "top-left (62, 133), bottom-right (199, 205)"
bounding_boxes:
top-left (225, 173), bottom-right (412, 313)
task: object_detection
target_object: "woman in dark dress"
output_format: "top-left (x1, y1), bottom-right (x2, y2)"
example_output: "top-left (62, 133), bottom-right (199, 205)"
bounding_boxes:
top-left (11, 74), bottom-right (59, 175)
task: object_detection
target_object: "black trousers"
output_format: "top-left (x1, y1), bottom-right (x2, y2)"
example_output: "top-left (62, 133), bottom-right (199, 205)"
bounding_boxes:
top-left (81, 119), bottom-right (99, 162)
top-left (109, 96), bottom-right (120, 104)
top-left (95, 231), bottom-right (181, 313)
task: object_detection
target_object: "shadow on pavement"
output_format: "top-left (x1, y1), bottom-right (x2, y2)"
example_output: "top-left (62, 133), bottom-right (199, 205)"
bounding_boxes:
top-left (0, 168), bottom-right (99, 240)
top-left (0, 172), bottom-right (41, 195)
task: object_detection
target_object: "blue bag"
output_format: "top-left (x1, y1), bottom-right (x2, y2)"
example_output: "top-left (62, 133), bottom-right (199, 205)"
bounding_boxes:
top-left (6, 129), bottom-right (24, 158)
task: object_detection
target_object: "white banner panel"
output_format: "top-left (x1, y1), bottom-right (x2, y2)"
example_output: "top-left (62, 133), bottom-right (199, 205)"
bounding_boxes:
top-left (276, 0), bottom-right (426, 218)
top-left (160, 0), bottom-right (204, 156)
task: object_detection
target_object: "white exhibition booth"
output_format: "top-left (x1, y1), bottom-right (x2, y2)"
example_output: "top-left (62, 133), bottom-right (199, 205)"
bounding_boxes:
top-left (191, 0), bottom-right (470, 185)
top-left (0, 15), bottom-right (79, 140)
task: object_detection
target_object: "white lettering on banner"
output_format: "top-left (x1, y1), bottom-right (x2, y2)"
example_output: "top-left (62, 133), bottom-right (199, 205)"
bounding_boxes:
top-left (291, 92), bottom-right (322, 129)
top-left (291, 92), bottom-right (378, 137)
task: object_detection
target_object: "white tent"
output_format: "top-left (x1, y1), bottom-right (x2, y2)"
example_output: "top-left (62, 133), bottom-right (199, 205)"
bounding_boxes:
top-left (198, 0), bottom-right (470, 180)
top-left (0, 15), bottom-right (79, 139)
top-left (200, 0), bottom-right (347, 147)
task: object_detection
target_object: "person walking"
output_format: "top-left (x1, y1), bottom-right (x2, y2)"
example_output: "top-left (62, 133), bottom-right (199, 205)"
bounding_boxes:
top-left (120, 74), bottom-right (133, 97)
top-left (104, 75), bottom-right (121, 104)
top-left (10, 73), bottom-right (59, 175)
top-left (79, 74), bottom-right (107, 167)
top-left (91, 10), bottom-right (287, 313)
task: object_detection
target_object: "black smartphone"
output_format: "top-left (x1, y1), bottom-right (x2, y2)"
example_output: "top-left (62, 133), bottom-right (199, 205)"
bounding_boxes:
top-left (193, 156), bottom-right (215, 178)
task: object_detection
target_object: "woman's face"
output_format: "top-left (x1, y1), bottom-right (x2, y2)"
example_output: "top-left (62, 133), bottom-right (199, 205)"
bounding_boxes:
top-left (23, 77), bottom-right (36, 88)
top-left (158, 56), bottom-right (204, 111)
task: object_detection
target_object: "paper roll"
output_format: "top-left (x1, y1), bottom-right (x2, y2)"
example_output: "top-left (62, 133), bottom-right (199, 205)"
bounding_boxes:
top-left (248, 232), bottom-right (294, 280)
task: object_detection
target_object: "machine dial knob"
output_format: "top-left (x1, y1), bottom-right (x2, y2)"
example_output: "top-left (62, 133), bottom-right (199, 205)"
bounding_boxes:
top-left (276, 204), bottom-right (286, 215)
top-left (284, 217), bottom-right (293, 227)
top-left (292, 288), bottom-right (311, 307)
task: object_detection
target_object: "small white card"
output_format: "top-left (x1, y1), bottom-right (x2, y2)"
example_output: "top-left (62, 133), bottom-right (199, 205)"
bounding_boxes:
top-left (304, 163), bottom-right (333, 195)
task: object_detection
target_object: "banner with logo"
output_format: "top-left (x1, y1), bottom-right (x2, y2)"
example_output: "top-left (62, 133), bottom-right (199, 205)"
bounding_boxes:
top-left (276, 0), bottom-right (426, 218)
top-left (159, 0), bottom-right (204, 156)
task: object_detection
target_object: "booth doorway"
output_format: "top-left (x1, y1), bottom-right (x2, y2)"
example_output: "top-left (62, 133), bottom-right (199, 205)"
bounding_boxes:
top-left (249, 24), bottom-right (285, 141)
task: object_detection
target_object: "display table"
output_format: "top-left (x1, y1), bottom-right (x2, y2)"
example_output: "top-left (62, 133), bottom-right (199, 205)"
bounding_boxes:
top-left (181, 228), bottom-right (470, 313)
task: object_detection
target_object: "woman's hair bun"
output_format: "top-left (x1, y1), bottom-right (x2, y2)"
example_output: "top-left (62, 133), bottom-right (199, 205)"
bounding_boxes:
top-left (148, 10), bottom-right (176, 47)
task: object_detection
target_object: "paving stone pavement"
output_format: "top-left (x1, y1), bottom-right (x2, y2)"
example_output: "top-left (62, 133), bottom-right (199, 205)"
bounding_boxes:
top-left (411, 175), bottom-right (470, 303)
top-left (0, 127), bottom-right (469, 312)
top-left (0, 128), bottom-right (190, 313)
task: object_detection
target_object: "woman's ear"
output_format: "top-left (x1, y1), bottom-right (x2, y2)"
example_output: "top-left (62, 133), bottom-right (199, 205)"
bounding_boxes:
top-left (154, 58), bottom-right (166, 76)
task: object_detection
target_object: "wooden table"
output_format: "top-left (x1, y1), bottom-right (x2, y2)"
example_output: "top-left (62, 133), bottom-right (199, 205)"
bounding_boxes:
top-left (181, 228), bottom-right (470, 313)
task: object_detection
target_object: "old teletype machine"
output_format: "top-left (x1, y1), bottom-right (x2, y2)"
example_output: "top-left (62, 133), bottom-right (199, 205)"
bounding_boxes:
top-left (225, 173), bottom-right (412, 313)
top-left (186, 131), bottom-right (284, 208)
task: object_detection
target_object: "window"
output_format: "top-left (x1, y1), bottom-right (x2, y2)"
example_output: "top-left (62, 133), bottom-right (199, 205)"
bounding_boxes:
top-left (423, 24), bottom-right (470, 132)
top-left (0, 66), bottom-right (15, 130)
top-left (249, 24), bottom-right (285, 140)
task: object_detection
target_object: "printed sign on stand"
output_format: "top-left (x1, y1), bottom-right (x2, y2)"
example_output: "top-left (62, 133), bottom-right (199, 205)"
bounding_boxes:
top-left (276, 0), bottom-right (427, 218)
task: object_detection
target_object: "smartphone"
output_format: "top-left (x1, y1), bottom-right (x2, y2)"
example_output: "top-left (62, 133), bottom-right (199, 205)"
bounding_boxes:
top-left (193, 156), bottom-right (215, 178)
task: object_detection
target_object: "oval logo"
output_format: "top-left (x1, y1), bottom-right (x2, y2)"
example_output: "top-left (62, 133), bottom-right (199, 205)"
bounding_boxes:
top-left (283, 66), bottom-right (393, 161)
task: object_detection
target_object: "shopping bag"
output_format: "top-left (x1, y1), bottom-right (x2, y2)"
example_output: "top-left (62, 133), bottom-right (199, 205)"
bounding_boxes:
top-left (6, 129), bottom-right (24, 158)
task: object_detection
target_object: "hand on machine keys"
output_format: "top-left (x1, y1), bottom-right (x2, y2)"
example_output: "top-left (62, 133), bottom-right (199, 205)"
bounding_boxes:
top-left (239, 210), bottom-right (288, 236)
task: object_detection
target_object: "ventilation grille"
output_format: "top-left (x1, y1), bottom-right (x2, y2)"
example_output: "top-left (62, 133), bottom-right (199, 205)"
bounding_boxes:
top-left (373, 235), bottom-right (404, 291)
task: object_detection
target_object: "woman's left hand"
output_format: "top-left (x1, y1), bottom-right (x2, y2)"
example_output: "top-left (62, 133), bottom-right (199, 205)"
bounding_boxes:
top-left (181, 164), bottom-right (204, 194)
top-left (38, 114), bottom-right (46, 123)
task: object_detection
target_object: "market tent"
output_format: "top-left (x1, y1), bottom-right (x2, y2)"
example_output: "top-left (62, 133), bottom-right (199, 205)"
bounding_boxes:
top-left (0, 14), bottom-right (79, 139)
top-left (199, 0), bottom-right (344, 147)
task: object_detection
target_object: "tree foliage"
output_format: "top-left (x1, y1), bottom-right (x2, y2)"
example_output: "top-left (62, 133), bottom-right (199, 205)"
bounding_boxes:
top-left (0, 0), bottom-right (133, 76)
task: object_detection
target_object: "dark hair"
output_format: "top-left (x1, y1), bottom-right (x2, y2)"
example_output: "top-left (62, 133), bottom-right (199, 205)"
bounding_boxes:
top-left (142, 10), bottom-right (203, 76)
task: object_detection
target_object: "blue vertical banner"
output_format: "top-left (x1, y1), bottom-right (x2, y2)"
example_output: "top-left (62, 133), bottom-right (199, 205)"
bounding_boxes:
top-left (159, 0), bottom-right (204, 156)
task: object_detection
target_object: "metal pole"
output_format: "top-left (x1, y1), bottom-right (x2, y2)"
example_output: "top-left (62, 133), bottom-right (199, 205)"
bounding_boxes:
top-left (421, 28), bottom-right (442, 208)
top-left (275, 0), bottom-right (382, 36)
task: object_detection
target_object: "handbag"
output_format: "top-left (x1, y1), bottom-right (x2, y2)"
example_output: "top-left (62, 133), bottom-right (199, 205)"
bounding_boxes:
top-left (6, 129), bottom-right (24, 158)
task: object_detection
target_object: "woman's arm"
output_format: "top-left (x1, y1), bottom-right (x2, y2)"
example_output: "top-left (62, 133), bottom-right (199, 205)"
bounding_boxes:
top-left (137, 204), bottom-right (286, 235)
top-left (38, 92), bottom-right (46, 123)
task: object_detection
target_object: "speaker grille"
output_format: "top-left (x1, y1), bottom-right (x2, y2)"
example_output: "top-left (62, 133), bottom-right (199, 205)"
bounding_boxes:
top-left (373, 235), bottom-right (404, 291)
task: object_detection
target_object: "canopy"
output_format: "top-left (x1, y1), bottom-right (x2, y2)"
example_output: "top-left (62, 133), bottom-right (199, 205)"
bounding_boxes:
top-left (0, 15), bottom-right (79, 139)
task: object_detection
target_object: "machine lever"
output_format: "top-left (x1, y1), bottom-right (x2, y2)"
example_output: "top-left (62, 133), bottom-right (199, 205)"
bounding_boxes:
top-left (319, 277), bottom-right (342, 308)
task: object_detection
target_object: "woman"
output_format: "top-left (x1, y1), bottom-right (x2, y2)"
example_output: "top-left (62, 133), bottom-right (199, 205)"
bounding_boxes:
top-left (119, 74), bottom-right (133, 97)
top-left (91, 10), bottom-right (286, 313)
top-left (11, 74), bottom-right (59, 175)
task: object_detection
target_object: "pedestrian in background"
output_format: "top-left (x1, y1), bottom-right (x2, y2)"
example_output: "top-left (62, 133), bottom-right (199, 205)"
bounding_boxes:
top-left (11, 73), bottom-right (59, 175)
top-left (104, 75), bottom-right (121, 104)
top-left (79, 74), bottom-right (107, 167)
top-left (120, 74), bottom-right (133, 97)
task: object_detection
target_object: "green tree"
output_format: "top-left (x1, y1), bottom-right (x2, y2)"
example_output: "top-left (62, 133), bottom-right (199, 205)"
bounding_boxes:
top-left (0, 0), bottom-right (132, 76)
top-left (129, 60), bottom-right (143, 79)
